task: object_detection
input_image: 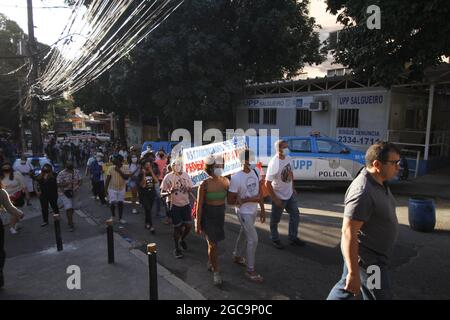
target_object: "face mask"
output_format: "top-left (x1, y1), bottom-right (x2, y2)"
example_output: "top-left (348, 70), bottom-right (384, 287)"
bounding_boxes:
top-left (131, 157), bottom-right (137, 163)
top-left (282, 148), bottom-right (290, 157)
top-left (214, 168), bottom-right (224, 176)
top-left (173, 163), bottom-right (182, 173)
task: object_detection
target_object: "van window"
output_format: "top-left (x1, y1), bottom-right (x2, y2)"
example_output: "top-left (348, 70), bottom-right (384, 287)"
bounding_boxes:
top-left (289, 139), bottom-right (312, 153)
top-left (317, 139), bottom-right (346, 154)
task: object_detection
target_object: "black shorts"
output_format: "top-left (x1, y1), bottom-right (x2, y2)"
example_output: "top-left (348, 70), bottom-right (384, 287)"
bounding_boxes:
top-left (170, 204), bottom-right (192, 227)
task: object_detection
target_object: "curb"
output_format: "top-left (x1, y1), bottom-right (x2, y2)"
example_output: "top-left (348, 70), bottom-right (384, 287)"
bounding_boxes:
top-left (75, 209), bottom-right (206, 300)
top-left (114, 233), bottom-right (206, 300)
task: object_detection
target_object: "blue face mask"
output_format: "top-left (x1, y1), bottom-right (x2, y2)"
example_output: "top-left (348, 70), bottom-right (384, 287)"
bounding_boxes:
top-left (282, 148), bottom-right (290, 157)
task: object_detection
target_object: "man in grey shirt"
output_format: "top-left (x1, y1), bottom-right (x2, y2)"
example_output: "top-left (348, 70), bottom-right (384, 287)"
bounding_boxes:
top-left (327, 142), bottom-right (401, 300)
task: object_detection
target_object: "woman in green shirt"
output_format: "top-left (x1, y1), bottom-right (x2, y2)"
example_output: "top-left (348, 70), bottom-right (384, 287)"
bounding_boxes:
top-left (195, 155), bottom-right (229, 286)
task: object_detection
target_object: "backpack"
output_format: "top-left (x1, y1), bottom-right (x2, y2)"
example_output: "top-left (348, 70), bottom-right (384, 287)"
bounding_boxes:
top-left (90, 161), bottom-right (103, 182)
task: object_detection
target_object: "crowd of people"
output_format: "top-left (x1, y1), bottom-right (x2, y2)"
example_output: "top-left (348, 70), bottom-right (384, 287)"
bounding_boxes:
top-left (0, 138), bottom-right (402, 300)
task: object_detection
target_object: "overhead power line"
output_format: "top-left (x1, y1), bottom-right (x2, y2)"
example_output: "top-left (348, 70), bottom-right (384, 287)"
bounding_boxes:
top-left (32, 0), bottom-right (185, 101)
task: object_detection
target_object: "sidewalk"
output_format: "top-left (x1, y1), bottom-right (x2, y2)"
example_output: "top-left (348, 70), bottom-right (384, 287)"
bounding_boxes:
top-left (389, 167), bottom-right (450, 200)
top-left (0, 199), bottom-right (205, 300)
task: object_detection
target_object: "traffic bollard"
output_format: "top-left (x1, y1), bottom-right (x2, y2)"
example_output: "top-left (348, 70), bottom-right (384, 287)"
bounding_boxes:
top-left (147, 243), bottom-right (158, 300)
top-left (106, 219), bottom-right (114, 264)
top-left (53, 214), bottom-right (63, 251)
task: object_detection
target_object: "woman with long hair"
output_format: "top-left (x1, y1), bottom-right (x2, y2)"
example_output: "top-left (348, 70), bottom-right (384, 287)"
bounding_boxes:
top-left (195, 155), bottom-right (229, 286)
top-left (32, 163), bottom-right (59, 227)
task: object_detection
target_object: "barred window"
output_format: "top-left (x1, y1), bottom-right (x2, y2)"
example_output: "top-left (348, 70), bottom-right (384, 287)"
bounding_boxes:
top-left (337, 109), bottom-right (359, 128)
top-left (263, 109), bottom-right (277, 125)
top-left (296, 109), bottom-right (312, 126)
top-left (248, 109), bottom-right (260, 124)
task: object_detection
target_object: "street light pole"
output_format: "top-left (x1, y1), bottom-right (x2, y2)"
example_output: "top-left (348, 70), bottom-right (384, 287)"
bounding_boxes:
top-left (27, 0), bottom-right (43, 155)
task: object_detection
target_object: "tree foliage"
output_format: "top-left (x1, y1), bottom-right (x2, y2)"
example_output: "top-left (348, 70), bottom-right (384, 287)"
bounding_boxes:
top-left (73, 0), bottom-right (326, 135)
top-left (326, 0), bottom-right (450, 86)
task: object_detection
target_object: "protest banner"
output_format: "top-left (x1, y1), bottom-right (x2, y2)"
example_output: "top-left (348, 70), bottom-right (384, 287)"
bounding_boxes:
top-left (182, 136), bottom-right (247, 187)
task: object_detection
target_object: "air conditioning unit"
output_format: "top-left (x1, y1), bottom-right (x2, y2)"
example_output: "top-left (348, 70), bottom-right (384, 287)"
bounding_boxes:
top-left (308, 101), bottom-right (328, 112)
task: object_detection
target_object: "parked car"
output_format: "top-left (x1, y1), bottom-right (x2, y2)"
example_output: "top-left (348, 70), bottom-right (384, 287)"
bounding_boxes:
top-left (13, 156), bottom-right (61, 176)
top-left (96, 133), bottom-right (111, 142)
top-left (56, 132), bottom-right (71, 142)
top-left (247, 133), bottom-right (366, 184)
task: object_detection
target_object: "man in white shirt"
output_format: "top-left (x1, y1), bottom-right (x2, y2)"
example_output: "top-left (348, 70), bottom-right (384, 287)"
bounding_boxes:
top-left (228, 149), bottom-right (266, 282)
top-left (265, 139), bottom-right (305, 249)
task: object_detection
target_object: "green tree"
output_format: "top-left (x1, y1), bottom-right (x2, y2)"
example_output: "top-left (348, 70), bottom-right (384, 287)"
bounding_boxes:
top-left (326, 0), bottom-right (450, 86)
top-left (74, 0), bottom-right (325, 138)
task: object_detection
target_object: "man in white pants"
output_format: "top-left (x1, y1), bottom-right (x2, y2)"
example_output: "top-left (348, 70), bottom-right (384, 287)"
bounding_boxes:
top-left (228, 149), bottom-right (266, 283)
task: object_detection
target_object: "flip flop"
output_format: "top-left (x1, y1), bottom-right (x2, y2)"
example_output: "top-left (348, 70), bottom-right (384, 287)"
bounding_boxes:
top-left (245, 272), bottom-right (264, 283)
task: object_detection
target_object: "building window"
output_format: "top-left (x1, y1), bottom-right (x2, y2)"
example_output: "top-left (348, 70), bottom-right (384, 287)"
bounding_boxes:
top-left (337, 109), bottom-right (359, 128)
top-left (263, 109), bottom-right (277, 125)
top-left (248, 109), bottom-right (260, 124)
top-left (296, 109), bottom-right (312, 126)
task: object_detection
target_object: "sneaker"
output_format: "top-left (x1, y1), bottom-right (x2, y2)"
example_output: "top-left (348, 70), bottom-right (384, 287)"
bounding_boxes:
top-left (174, 249), bottom-right (183, 259)
top-left (150, 227), bottom-right (155, 235)
top-left (272, 240), bottom-right (284, 249)
top-left (179, 240), bottom-right (187, 250)
top-left (132, 209), bottom-right (138, 214)
top-left (14, 223), bottom-right (22, 230)
top-left (290, 238), bottom-right (306, 246)
top-left (9, 227), bottom-right (18, 235)
top-left (119, 219), bottom-right (126, 224)
top-left (41, 222), bottom-right (49, 227)
top-left (213, 272), bottom-right (223, 286)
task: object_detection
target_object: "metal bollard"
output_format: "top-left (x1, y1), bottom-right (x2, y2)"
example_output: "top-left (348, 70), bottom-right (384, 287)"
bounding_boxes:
top-left (53, 214), bottom-right (63, 251)
top-left (106, 219), bottom-right (114, 264)
top-left (147, 243), bottom-right (158, 300)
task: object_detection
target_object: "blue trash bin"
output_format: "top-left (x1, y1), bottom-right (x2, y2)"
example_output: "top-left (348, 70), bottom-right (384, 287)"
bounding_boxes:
top-left (408, 197), bottom-right (436, 232)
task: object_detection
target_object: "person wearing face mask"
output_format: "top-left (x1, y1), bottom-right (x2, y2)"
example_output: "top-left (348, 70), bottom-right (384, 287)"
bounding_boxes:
top-left (161, 157), bottom-right (193, 259)
top-left (56, 161), bottom-right (82, 232)
top-left (33, 164), bottom-right (59, 227)
top-left (105, 154), bottom-right (130, 224)
top-left (13, 155), bottom-right (34, 204)
top-left (89, 152), bottom-right (106, 205)
top-left (265, 139), bottom-right (305, 249)
top-left (138, 160), bottom-right (159, 233)
top-left (195, 155), bottom-right (229, 286)
top-left (228, 149), bottom-right (266, 283)
top-left (128, 153), bottom-right (141, 214)
top-left (154, 150), bottom-right (168, 218)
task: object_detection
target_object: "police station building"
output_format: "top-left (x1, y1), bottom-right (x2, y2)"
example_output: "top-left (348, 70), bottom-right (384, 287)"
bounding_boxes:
top-left (237, 66), bottom-right (450, 176)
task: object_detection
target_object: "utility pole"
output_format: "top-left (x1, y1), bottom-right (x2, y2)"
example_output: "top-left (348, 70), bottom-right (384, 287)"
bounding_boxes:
top-left (27, 0), bottom-right (43, 155)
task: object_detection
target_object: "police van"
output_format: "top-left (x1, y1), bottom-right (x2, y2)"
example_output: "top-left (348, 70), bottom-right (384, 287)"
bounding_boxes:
top-left (247, 133), bottom-right (366, 184)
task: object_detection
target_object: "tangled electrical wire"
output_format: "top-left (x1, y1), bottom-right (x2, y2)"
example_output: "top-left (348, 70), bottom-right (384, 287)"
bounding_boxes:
top-left (32, 0), bottom-right (184, 101)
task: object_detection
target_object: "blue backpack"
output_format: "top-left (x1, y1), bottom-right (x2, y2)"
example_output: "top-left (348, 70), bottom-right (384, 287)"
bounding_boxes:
top-left (90, 161), bottom-right (103, 182)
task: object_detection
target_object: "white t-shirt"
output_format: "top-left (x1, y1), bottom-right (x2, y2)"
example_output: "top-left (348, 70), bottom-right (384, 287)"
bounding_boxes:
top-left (161, 172), bottom-right (193, 207)
top-left (266, 155), bottom-right (294, 200)
top-left (229, 169), bottom-right (261, 215)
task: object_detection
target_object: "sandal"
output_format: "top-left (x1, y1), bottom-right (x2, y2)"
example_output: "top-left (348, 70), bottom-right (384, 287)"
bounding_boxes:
top-left (232, 256), bottom-right (246, 267)
top-left (245, 271), bottom-right (264, 283)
